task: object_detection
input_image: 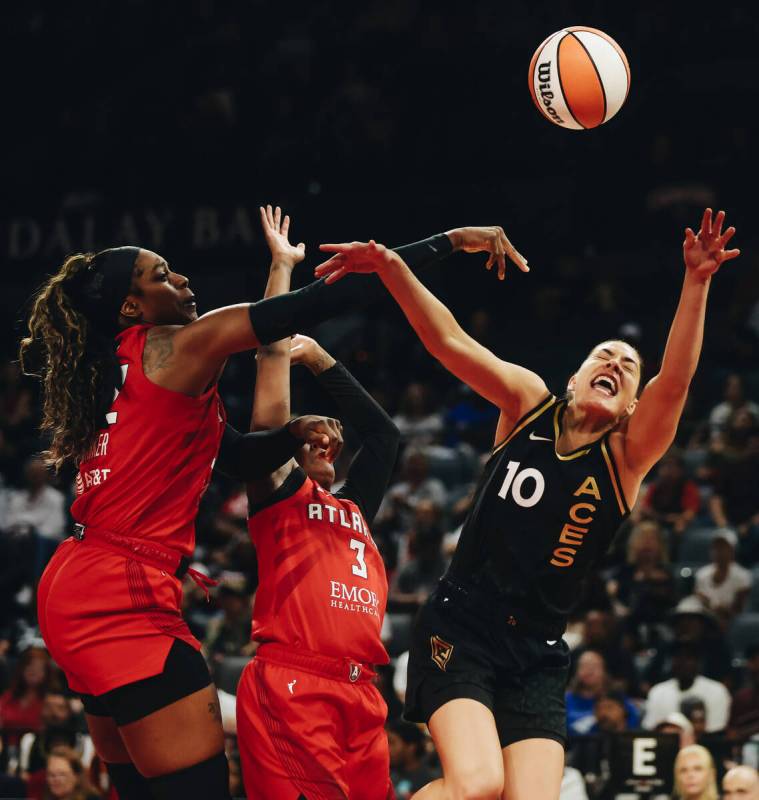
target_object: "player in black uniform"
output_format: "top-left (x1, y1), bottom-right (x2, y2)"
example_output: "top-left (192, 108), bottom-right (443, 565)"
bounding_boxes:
top-left (315, 208), bottom-right (740, 800)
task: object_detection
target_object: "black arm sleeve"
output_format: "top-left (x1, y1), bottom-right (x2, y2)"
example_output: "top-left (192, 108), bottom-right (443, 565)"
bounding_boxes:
top-left (214, 423), bottom-right (303, 481)
top-left (248, 233), bottom-right (453, 345)
top-left (314, 362), bottom-right (400, 524)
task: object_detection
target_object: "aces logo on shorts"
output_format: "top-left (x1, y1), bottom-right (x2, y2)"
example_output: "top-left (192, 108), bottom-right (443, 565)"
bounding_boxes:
top-left (430, 635), bottom-right (454, 671)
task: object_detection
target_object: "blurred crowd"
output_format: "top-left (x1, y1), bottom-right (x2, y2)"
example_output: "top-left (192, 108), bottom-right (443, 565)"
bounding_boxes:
top-left (1, 319), bottom-right (759, 798)
top-left (1, 2), bottom-right (759, 799)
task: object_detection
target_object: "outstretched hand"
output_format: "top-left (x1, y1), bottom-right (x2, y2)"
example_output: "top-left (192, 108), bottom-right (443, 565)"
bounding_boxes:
top-left (448, 226), bottom-right (530, 280)
top-left (314, 240), bottom-right (400, 284)
top-left (260, 205), bottom-right (306, 267)
top-left (683, 208), bottom-right (739, 279)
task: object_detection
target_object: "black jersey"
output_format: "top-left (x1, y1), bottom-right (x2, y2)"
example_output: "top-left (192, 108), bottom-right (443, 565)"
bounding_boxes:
top-left (448, 393), bottom-right (630, 634)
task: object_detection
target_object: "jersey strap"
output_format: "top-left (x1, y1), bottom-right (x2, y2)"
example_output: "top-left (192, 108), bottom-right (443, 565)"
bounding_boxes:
top-left (493, 393), bottom-right (557, 454)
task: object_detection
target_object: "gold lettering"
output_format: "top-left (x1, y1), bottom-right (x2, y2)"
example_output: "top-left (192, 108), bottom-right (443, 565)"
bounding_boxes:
top-left (550, 547), bottom-right (576, 568)
top-left (559, 523), bottom-right (587, 546)
top-left (569, 502), bottom-right (596, 525)
top-left (574, 476), bottom-right (601, 500)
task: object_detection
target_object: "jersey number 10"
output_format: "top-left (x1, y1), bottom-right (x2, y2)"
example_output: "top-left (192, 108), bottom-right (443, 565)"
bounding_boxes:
top-left (498, 461), bottom-right (546, 508)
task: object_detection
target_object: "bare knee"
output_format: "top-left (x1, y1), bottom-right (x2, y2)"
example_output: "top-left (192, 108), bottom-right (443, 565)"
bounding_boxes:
top-left (446, 765), bottom-right (503, 800)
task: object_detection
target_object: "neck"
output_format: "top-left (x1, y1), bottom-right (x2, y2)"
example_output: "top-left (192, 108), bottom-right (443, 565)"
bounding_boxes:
top-left (563, 402), bottom-right (618, 440)
top-left (678, 676), bottom-right (696, 691)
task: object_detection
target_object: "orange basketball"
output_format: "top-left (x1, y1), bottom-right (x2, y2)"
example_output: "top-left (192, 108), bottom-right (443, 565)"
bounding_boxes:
top-left (528, 27), bottom-right (630, 130)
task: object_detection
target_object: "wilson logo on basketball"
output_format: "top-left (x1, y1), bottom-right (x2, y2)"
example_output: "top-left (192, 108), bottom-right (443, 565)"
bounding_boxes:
top-left (537, 61), bottom-right (566, 124)
top-left (430, 635), bottom-right (454, 672)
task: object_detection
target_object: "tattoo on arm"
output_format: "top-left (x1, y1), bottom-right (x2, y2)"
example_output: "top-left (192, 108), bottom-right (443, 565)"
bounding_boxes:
top-left (143, 331), bottom-right (175, 376)
top-left (208, 700), bottom-right (222, 722)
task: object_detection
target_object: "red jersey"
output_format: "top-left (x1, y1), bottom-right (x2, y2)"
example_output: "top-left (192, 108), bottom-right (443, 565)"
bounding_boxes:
top-left (71, 324), bottom-right (225, 556)
top-left (248, 469), bottom-right (389, 666)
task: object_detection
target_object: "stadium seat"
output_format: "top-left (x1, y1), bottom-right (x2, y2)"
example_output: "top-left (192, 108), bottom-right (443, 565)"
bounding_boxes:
top-left (214, 655), bottom-right (251, 695)
top-left (676, 527), bottom-right (717, 564)
top-left (728, 614), bottom-right (759, 663)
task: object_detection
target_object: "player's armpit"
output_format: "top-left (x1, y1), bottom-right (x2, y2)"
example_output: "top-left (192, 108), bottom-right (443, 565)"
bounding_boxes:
top-left (621, 374), bottom-right (689, 479)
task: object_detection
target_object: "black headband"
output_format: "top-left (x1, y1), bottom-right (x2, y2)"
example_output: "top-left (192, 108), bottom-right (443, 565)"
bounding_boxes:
top-left (74, 246), bottom-right (140, 332)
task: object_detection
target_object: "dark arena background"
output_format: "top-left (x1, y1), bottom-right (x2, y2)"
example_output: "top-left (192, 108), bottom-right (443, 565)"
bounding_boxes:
top-left (1, 2), bottom-right (758, 799)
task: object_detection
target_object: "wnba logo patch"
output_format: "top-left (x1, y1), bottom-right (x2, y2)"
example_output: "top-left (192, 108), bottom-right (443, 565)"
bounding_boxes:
top-left (430, 635), bottom-right (454, 671)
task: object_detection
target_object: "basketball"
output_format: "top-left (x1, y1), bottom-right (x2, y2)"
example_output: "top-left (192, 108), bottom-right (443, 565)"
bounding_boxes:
top-left (528, 26), bottom-right (630, 130)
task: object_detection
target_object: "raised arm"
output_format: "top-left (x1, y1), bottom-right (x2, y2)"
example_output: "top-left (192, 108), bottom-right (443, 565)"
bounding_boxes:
top-left (247, 207), bottom-right (320, 501)
top-left (314, 239), bottom-right (548, 423)
top-left (290, 335), bottom-right (400, 524)
top-left (623, 209), bottom-right (740, 478)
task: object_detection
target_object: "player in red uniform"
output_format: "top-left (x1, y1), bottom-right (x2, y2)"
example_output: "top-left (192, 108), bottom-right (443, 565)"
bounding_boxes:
top-left (22, 242), bottom-right (347, 799)
top-left (236, 206), bottom-right (400, 800)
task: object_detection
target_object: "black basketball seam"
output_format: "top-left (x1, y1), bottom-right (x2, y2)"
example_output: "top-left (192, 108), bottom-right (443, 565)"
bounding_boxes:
top-left (555, 32), bottom-right (585, 129)
top-left (568, 31), bottom-right (607, 124)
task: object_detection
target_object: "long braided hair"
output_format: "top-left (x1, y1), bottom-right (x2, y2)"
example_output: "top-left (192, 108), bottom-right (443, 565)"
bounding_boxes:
top-left (19, 253), bottom-right (124, 471)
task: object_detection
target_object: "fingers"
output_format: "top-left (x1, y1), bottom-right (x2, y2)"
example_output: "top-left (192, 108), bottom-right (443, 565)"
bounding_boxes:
top-left (684, 227), bottom-right (697, 249)
top-left (720, 248), bottom-right (741, 262)
top-left (485, 253), bottom-right (494, 271)
top-left (274, 206), bottom-right (281, 231)
top-left (314, 254), bottom-right (345, 277)
top-left (281, 213), bottom-right (290, 237)
top-left (324, 267), bottom-right (348, 284)
top-left (500, 228), bottom-right (530, 273)
top-left (699, 208), bottom-right (712, 239)
top-left (712, 209), bottom-right (725, 239)
top-left (311, 417), bottom-right (343, 462)
top-left (718, 226), bottom-right (736, 248)
top-left (494, 236), bottom-right (506, 281)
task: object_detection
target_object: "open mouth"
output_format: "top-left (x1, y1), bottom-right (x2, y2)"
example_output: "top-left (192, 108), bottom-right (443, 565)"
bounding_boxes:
top-left (591, 374), bottom-right (618, 397)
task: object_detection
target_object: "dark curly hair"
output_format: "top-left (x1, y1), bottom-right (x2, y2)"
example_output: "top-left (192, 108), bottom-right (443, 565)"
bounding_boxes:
top-left (19, 253), bottom-right (124, 470)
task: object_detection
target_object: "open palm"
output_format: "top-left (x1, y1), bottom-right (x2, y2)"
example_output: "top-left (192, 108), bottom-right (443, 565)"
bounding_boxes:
top-left (683, 208), bottom-right (739, 278)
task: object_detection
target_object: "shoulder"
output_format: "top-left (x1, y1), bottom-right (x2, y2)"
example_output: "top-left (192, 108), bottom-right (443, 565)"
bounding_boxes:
top-left (143, 325), bottom-right (182, 375)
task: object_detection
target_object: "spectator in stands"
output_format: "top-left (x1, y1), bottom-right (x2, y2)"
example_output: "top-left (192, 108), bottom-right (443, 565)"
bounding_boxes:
top-left (570, 609), bottom-right (640, 696)
top-left (387, 719), bottom-right (441, 799)
top-left (728, 642), bottom-right (759, 742)
top-left (0, 646), bottom-right (61, 743)
top-left (681, 697), bottom-right (708, 741)
top-left (723, 765), bottom-right (759, 800)
top-left (565, 651), bottom-right (640, 736)
top-left (673, 744), bottom-right (718, 800)
top-left (709, 374), bottom-right (759, 442)
top-left (695, 528), bottom-right (751, 626)
top-left (19, 690), bottom-right (94, 777)
top-left (389, 506), bottom-right (447, 613)
top-left (375, 448), bottom-right (447, 536)
top-left (4, 456), bottom-right (66, 578)
top-left (640, 449), bottom-right (700, 538)
top-left (593, 693), bottom-right (635, 733)
top-left (392, 382), bottom-right (444, 446)
top-left (607, 520), bottom-right (676, 640)
top-left (202, 571), bottom-right (255, 664)
top-left (655, 711), bottom-right (696, 748)
top-left (644, 596), bottom-right (732, 688)
top-left (643, 641), bottom-right (731, 733)
top-left (44, 746), bottom-right (100, 800)
top-left (708, 408), bottom-right (759, 564)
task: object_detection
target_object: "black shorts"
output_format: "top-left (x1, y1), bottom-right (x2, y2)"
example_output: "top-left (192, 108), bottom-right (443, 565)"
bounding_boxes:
top-left (403, 581), bottom-right (570, 748)
top-left (80, 638), bottom-right (212, 726)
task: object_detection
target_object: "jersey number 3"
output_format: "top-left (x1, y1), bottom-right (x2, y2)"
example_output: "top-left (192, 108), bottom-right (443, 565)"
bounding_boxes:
top-left (349, 539), bottom-right (368, 579)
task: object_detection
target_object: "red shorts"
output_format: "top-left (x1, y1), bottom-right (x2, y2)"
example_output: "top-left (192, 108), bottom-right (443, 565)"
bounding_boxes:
top-left (37, 537), bottom-right (200, 695)
top-left (237, 643), bottom-right (394, 800)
